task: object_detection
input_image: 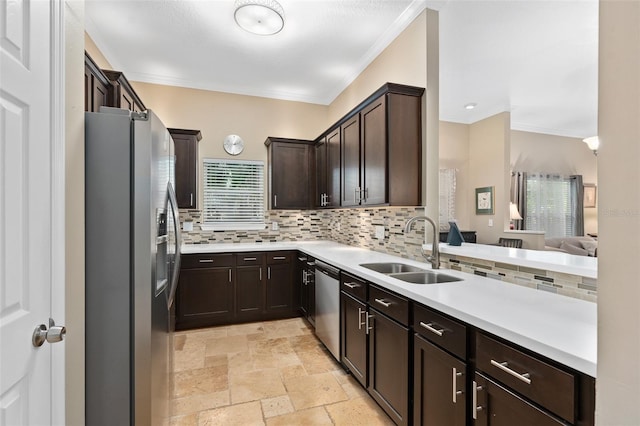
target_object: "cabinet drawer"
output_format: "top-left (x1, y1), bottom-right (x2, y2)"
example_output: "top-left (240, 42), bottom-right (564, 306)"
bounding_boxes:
top-left (476, 333), bottom-right (576, 424)
top-left (181, 253), bottom-right (234, 269)
top-left (266, 251), bottom-right (291, 264)
top-left (413, 303), bottom-right (466, 359)
top-left (236, 253), bottom-right (265, 266)
top-left (369, 285), bottom-right (409, 326)
top-left (341, 272), bottom-right (367, 301)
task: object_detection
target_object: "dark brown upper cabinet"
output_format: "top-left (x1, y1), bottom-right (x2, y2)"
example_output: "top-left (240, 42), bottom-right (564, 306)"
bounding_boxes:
top-left (84, 52), bottom-right (111, 112)
top-left (168, 128), bottom-right (202, 209)
top-left (340, 84), bottom-right (423, 207)
top-left (265, 137), bottom-right (315, 210)
top-left (315, 127), bottom-right (342, 208)
top-left (102, 70), bottom-right (146, 113)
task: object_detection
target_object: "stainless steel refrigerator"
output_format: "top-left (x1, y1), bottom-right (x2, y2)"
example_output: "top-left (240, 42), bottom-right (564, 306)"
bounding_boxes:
top-left (85, 108), bottom-right (182, 425)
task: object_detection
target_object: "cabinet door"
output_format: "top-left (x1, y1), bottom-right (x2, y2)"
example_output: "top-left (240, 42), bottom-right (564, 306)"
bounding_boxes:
top-left (266, 263), bottom-right (293, 313)
top-left (341, 115), bottom-right (361, 207)
top-left (315, 139), bottom-right (327, 208)
top-left (360, 95), bottom-right (387, 206)
top-left (176, 267), bottom-right (233, 329)
top-left (236, 266), bottom-right (264, 319)
top-left (271, 142), bottom-right (311, 209)
top-left (414, 334), bottom-right (466, 426)
top-left (326, 127), bottom-right (341, 208)
top-left (341, 293), bottom-right (367, 387)
top-left (173, 135), bottom-right (198, 209)
top-left (368, 308), bottom-right (409, 425)
top-left (473, 373), bottom-right (566, 426)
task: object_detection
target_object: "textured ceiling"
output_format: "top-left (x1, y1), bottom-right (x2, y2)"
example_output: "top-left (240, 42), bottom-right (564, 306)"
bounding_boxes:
top-left (85, 0), bottom-right (598, 138)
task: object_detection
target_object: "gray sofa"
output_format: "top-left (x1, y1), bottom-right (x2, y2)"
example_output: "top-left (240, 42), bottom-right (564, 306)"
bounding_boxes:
top-left (544, 236), bottom-right (598, 257)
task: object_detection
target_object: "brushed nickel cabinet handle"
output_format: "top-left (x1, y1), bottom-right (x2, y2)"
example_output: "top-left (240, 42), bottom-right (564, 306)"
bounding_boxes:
top-left (343, 282), bottom-right (360, 289)
top-left (374, 298), bottom-right (391, 308)
top-left (243, 257), bottom-right (257, 261)
top-left (198, 259), bottom-right (214, 263)
top-left (472, 381), bottom-right (483, 420)
top-left (273, 256), bottom-right (286, 260)
top-left (420, 321), bottom-right (444, 337)
top-left (365, 312), bottom-right (374, 334)
top-left (490, 360), bottom-right (532, 385)
top-left (358, 307), bottom-right (365, 330)
top-left (228, 269), bottom-right (232, 282)
top-left (452, 368), bottom-right (463, 403)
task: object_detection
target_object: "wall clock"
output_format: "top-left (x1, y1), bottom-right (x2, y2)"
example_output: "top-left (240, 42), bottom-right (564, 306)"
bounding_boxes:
top-left (475, 186), bottom-right (494, 215)
top-left (223, 134), bottom-right (244, 156)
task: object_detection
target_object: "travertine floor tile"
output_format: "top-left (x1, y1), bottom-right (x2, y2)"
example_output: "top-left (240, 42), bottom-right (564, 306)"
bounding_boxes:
top-left (266, 406), bottom-right (333, 426)
top-left (227, 322), bottom-right (264, 336)
top-left (198, 401), bottom-right (265, 426)
top-left (279, 364), bottom-right (308, 381)
top-left (204, 354), bottom-right (228, 368)
top-left (173, 365), bottom-right (228, 398)
top-left (297, 347), bottom-right (341, 374)
top-left (171, 391), bottom-right (230, 417)
top-left (170, 413), bottom-right (198, 426)
top-left (260, 395), bottom-right (295, 418)
top-left (205, 335), bottom-right (248, 356)
top-left (285, 372), bottom-right (349, 410)
top-left (174, 344), bottom-right (206, 372)
top-left (325, 397), bottom-right (394, 425)
top-left (229, 368), bottom-right (287, 404)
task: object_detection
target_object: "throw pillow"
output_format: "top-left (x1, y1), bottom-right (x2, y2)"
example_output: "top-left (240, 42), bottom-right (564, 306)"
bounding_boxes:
top-left (560, 241), bottom-right (589, 256)
top-left (581, 240), bottom-right (598, 257)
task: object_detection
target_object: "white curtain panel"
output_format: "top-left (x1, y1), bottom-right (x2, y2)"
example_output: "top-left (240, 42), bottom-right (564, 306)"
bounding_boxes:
top-left (439, 169), bottom-right (457, 230)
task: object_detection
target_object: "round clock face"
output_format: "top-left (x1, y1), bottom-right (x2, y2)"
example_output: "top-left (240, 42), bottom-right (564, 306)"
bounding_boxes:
top-left (223, 134), bottom-right (244, 156)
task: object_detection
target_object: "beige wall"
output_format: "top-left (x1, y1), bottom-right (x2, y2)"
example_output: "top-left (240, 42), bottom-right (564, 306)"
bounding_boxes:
top-left (468, 112), bottom-right (511, 244)
top-left (596, 0), bottom-right (640, 424)
top-left (131, 82), bottom-right (328, 208)
top-left (65, 1), bottom-right (85, 424)
top-left (85, 32), bottom-right (111, 69)
top-left (511, 130), bottom-right (598, 235)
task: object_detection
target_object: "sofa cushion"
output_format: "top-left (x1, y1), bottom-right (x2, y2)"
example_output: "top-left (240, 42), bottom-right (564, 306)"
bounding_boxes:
top-left (580, 240), bottom-right (598, 257)
top-left (560, 241), bottom-right (589, 256)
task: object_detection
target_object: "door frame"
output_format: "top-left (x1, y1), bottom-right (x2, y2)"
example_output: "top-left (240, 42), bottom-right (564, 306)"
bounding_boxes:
top-left (50, 0), bottom-right (66, 423)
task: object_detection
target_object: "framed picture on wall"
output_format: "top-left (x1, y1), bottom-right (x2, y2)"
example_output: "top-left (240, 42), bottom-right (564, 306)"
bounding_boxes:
top-left (584, 184), bottom-right (597, 208)
top-left (475, 186), bottom-right (495, 215)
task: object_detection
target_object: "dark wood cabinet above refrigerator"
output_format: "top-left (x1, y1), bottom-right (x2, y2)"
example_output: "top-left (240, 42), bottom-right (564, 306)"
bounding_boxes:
top-left (168, 128), bottom-right (202, 209)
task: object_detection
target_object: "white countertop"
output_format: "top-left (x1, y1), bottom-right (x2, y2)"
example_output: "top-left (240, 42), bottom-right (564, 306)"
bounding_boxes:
top-left (428, 242), bottom-right (598, 279)
top-left (182, 241), bottom-right (597, 377)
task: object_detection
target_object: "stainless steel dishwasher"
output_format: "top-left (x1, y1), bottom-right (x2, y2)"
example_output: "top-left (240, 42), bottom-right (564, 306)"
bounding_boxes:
top-left (315, 260), bottom-right (340, 361)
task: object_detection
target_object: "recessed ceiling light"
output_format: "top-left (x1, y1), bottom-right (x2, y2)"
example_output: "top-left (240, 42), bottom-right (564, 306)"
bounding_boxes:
top-left (464, 103), bottom-right (477, 110)
top-left (234, 0), bottom-right (285, 36)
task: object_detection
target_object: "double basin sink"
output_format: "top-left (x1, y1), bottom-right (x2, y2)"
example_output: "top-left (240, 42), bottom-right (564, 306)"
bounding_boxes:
top-left (359, 262), bottom-right (462, 284)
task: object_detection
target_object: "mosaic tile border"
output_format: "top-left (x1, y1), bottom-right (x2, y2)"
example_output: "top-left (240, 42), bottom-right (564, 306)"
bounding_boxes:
top-left (179, 207), bottom-right (597, 302)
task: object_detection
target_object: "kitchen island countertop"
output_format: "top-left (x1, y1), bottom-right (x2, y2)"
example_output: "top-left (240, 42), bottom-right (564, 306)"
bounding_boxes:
top-left (182, 240), bottom-right (597, 377)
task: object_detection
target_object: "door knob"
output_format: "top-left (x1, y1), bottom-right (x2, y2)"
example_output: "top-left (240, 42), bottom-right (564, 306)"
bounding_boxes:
top-left (32, 318), bottom-right (66, 347)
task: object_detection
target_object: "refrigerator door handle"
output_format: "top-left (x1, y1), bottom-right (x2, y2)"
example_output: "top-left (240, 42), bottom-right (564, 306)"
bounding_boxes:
top-left (166, 182), bottom-right (182, 309)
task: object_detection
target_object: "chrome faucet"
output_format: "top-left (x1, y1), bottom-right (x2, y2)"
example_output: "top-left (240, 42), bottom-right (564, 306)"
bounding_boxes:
top-left (404, 215), bottom-right (440, 269)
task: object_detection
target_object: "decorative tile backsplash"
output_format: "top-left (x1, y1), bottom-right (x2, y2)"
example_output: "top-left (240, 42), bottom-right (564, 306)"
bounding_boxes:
top-left (180, 207), bottom-right (597, 301)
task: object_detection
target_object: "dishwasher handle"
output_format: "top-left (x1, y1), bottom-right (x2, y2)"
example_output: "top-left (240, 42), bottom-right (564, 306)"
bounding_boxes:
top-left (315, 260), bottom-right (339, 280)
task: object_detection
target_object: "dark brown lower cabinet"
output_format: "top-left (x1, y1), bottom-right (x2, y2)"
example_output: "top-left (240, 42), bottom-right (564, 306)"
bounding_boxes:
top-left (340, 293), bottom-right (367, 387)
top-left (235, 265), bottom-right (264, 321)
top-left (413, 334), bottom-right (466, 426)
top-left (266, 263), bottom-right (293, 312)
top-left (176, 267), bottom-right (233, 330)
top-left (473, 373), bottom-right (567, 426)
top-left (368, 307), bottom-right (410, 426)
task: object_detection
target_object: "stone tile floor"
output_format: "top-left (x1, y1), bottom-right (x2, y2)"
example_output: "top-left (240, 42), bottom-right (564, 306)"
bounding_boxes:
top-left (170, 317), bottom-right (393, 425)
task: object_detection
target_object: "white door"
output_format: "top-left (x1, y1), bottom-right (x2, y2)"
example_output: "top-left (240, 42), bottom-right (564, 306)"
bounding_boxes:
top-left (0, 1), bottom-right (65, 425)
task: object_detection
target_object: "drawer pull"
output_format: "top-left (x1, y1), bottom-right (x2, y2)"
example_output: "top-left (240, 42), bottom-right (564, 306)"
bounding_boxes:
top-left (452, 367), bottom-right (463, 403)
top-left (344, 282), bottom-right (360, 289)
top-left (243, 257), bottom-right (257, 261)
top-left (198, 259), bottom-right (214, 263)
top-left (420, 321), bottom-right (444, 337)
top-left (358, 307), bottom-right (365, 330)
top-left (490, 360), bottom-right (532, 385)
top-left (374, 298), bottom-right (391, 308)
top-left (472, 381), bottom-right (483, 420)
top-left (307, 261), bottom-right (315, 266)
top-left (272, 256), bottom-right (286, 260)
top-left (298, 257), bottom-right (307, 261)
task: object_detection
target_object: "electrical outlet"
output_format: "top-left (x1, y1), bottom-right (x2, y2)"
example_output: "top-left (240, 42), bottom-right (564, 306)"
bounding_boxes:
top-left (271, 221), bottom-right (279, 231)
top-left (375, 225), bottom-right (385, 240)
top-left (488, 219), bottom-right (494, 227)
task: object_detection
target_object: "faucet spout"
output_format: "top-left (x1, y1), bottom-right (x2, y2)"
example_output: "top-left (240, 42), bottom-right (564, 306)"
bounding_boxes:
top-left (404, 215), bottom-right (440, 269)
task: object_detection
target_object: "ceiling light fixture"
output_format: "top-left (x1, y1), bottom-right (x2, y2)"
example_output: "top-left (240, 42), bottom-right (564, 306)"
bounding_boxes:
top-left (583, 136), bottom-right (600, 156)
top-left (234, 0), bottom-right (285, 36)
top-left (464, 103), bottom-right (477, 110)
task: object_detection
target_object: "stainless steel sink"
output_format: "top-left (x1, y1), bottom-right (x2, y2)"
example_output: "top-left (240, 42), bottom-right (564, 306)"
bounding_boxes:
top-left (360, 262), bottom-right (427, 274)
top-left (389, 271), bottom-right (462, 284)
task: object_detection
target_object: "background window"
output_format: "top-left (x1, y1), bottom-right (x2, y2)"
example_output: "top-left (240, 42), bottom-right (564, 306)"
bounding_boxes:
top-left (201, 159), bottom-right (265, 231)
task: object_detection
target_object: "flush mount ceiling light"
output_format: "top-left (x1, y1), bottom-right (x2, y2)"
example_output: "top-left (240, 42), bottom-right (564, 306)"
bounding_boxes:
top-left (234, 0), bottom-right (285, 36)
top-left (583, 136), bottom-right (600, 156)
top-left (464, 103), bottom-right (477, 110)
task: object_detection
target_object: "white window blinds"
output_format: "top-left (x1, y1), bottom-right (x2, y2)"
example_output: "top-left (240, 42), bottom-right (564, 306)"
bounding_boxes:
top-left (202, 159), bottom-right (265, 230)
top-left (439, 169), bottom-right (457, 230)
top-left (525, 173), bottom-right (575, 237)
